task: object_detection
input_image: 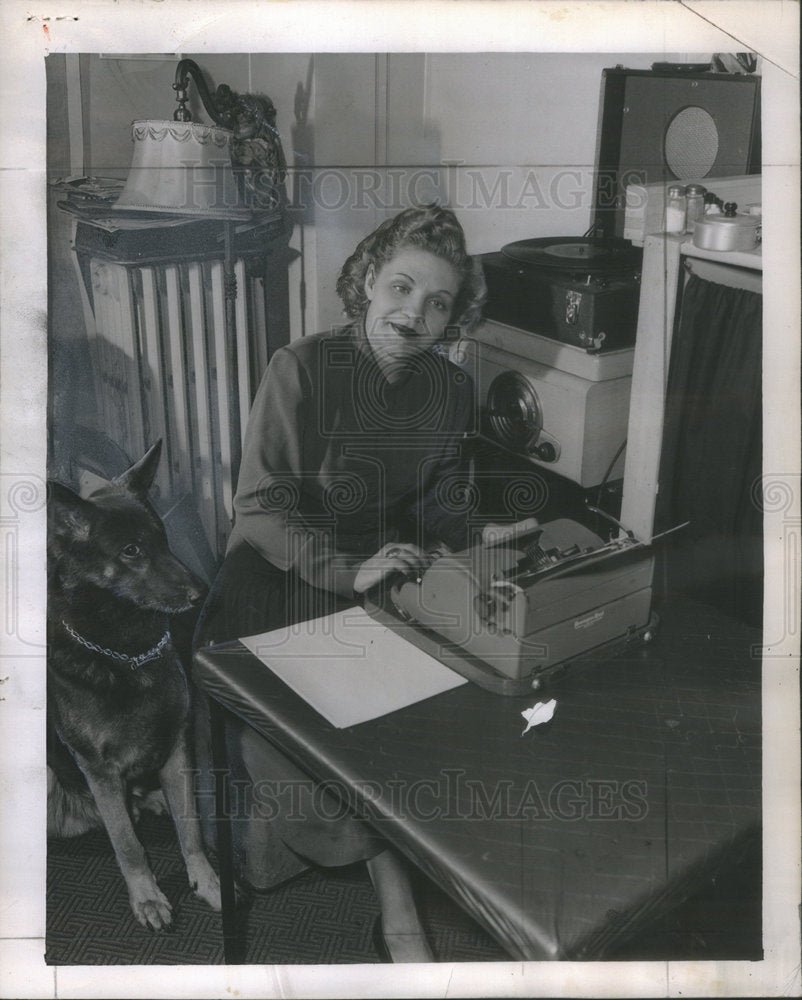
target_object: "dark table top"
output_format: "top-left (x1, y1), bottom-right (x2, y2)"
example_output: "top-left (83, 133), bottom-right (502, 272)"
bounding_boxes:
top-left (193, 598), bottom-right (761, 960)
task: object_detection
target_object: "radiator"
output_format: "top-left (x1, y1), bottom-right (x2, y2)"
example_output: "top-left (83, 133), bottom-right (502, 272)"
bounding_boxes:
top-left (73, 242), bottom-right (276, 567)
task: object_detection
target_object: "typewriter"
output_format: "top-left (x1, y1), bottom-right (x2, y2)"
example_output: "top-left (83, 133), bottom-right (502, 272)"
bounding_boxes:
top-left (368, 517), bottom-right (657, 695)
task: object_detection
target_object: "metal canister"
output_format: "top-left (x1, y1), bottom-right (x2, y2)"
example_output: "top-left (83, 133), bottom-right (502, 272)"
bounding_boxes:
top-left (692, 212), bottom-right (762, 252)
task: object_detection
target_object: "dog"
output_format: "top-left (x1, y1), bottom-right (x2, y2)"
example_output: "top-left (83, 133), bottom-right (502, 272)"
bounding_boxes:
top-left (47, 440), bottom-right (221, 930)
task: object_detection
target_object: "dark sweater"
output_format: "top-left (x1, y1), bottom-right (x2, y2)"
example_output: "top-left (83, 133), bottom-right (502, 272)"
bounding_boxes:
top-left (228, 324), bottom-right (476, 596)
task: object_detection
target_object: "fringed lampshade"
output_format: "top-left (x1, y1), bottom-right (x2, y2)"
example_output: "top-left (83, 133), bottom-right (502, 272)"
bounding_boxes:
top-left (113, 119), bottom-right (250, 219)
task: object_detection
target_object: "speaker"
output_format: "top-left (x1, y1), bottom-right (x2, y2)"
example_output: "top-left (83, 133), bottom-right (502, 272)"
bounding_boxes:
top-left (451, 321), bottom-right (634, 487)
top-left (593, 68), bottom-right (761, 238)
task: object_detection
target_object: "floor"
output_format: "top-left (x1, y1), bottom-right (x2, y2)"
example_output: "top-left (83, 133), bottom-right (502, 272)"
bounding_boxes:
top-left (46, 808), bottom-right (761, 966)
top-left (46, 811), bottom-right (507, 965)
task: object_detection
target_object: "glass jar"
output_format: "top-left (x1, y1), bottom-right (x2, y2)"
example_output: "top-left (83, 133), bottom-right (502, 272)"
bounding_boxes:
top-left (664, 185), bottom-right (686, 233)
top-left (684, 184), bottom-right (707, 231)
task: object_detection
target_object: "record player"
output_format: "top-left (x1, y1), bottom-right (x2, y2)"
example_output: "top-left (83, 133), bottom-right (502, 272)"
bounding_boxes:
top-left (481, 237), bottom-right (642, 352)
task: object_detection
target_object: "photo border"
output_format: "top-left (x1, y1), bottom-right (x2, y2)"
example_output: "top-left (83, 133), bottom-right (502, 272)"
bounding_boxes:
top-left (1, 2), bottom-right (799, 998)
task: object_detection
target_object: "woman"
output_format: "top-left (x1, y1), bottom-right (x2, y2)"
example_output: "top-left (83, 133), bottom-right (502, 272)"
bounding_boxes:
top-left (195, 204), bottom-right (486, 962)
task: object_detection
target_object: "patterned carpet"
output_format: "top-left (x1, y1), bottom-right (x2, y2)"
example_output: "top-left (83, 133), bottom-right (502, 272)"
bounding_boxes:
top-left (46, 811), bottom-right (508, 965)
top-left (46, 809), bottom-right (760, 965)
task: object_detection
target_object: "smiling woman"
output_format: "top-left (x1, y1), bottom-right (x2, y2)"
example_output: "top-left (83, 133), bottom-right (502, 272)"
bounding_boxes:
top-left (363, 249), bottom-right (459, 372)
top-left (193, 203), bottom-right (486, 962)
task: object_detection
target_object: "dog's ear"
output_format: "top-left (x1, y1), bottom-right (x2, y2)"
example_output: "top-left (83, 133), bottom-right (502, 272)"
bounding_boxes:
top-left (114, 440), bottom-right (162, 498)
top-left (48, 481), bottom-right (94, 543)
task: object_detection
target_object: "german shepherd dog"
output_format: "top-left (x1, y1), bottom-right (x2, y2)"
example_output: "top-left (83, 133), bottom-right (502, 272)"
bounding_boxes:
top-left (47, 441), bottom-right (221, 930)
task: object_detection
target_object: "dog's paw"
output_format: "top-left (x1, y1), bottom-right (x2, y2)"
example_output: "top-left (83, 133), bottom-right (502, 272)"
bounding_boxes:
top-left (138, 788), bottom-right (169, 817)
top-left (129, 877), bottom-right (173, 931)
top-left (186, 854), bottom-right (222, 911)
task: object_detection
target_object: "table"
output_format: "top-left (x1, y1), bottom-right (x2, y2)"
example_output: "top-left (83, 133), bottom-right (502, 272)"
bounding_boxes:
top-left (193, 597), bottom-right (761, 963)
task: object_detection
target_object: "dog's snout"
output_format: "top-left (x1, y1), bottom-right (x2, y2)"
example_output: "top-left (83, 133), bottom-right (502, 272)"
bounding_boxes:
top-left (179, 564), bottom-right (207, 608)
top-left (153, 557), bottom-right (206, 613)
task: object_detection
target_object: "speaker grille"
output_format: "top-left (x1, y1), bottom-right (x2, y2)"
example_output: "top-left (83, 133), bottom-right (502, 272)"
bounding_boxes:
top-left (593, 70), bottom-right (760, 237)
top-left (487, 371), bottom-right (542, 451)
top-left (665, 106), bottom-right (720, 179)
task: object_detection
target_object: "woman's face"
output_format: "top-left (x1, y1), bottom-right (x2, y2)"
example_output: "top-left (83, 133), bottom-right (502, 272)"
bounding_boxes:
top-left (364, 248), bottom-right (461, 369)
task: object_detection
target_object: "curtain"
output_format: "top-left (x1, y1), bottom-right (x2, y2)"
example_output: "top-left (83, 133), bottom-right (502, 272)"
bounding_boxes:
top-left (655, 272), bottom-right (763, 627)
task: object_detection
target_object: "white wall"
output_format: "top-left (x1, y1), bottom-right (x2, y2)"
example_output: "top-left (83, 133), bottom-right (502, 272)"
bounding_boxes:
top-left (65, 51), bottom-right (685, 338)
top-left (302, 52), bottom-right (686, 332)
top-left (301, 53), bottom-right (684, 331)
top-left (424, 53), bottom-right (660, 252)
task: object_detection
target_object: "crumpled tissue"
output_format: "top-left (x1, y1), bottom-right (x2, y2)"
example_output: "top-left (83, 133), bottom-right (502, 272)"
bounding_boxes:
top-left (521, 698), bottom-right (557, 735)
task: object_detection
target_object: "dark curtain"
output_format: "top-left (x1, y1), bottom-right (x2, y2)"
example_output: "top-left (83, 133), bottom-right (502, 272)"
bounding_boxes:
top-left (655, 272), bottom-right (763, 627)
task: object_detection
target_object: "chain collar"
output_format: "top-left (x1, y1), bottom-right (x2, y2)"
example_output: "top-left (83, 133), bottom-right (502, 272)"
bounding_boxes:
top-left (60, 620), bottom-right (172, 670)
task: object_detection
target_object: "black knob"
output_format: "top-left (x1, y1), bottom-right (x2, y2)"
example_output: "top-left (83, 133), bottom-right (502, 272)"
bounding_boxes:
top-left (535, 441), bottom-right (557, 462)
top-left (723, 201), bottom-right (738, 217)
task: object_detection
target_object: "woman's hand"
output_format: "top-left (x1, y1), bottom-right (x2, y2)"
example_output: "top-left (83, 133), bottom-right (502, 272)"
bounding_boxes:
top-left (353, 543), bottom-right (435, 595)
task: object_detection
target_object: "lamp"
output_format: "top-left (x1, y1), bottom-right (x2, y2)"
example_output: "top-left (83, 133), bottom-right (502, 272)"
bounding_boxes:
top-left (113, 120), bottom-right (250, 219)
top-left (114, 60), bottom-right (251, 219)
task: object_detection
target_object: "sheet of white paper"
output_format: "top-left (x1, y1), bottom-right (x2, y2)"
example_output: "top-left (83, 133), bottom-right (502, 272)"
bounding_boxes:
top-left (239, 606), bottom-right (467, 728)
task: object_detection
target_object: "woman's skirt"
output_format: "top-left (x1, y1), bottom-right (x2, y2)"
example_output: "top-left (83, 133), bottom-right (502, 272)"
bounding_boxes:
top-left (192, 541), bottom-right (386, 889)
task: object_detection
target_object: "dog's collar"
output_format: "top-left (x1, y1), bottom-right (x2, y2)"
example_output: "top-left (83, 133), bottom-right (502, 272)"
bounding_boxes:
top-left (60, 620), bottom-right (172, 669)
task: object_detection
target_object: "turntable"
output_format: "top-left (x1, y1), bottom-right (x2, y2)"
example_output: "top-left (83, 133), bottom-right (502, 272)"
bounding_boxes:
top-left (480, 236), bottom-right (642, 352)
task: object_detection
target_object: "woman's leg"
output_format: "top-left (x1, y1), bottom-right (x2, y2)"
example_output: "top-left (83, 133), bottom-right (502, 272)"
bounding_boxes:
top-left (196, 543), bottom-right (432, 958)
top-left (367, 850), bottom-right (434, 963)
top-left (239, 723), bottom-right (386, 869)
top-left (191, 544), bottom-right (316, 887)
top-left (242, 728), bottom-right (433, 961)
